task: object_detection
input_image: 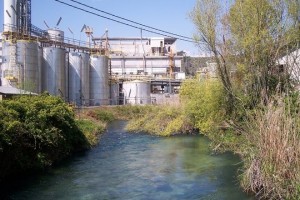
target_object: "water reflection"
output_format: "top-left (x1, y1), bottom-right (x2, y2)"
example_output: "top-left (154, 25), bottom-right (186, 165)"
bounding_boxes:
top-left (8, 121), bottom-right (252, 200)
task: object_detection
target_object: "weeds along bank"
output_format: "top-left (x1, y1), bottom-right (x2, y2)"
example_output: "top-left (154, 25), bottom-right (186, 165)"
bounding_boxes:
top-left (0, 94), bottom-right (103, 184)
top-left (240, 99), bottom-right (300, 199)
top-left (187, 81), bottom-right (300, 199)
top-left (181, 79), bottom-right (300, 199)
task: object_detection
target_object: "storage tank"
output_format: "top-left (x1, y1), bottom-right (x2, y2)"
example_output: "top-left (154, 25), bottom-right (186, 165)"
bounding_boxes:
top-left (90, 55), bottom-right (109, 106)
top-left (47, 29), bottom-right (64, 42)
top-left (4, 0), bottom-right (17, 32)
top-left (123, 80), bottom-right (151, 105)
top-left (0, 41), bottom-right (13, 85)
top-left (68, 52), bottom-right (90, 106)
top-left (1, 41), bottom-right (41, 93)
top-left (110, 81), bottom-right (120, 105)
top-left (16, 41), bottom-right (40, 93)
top-left (37, 46), bottom-right (43, 93)
top-left (42, 47), bottom-right (66, 98)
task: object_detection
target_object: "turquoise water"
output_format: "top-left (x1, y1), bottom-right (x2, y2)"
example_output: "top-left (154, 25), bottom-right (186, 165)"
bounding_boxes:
top-left (7, 121), bottom-right (252, 200)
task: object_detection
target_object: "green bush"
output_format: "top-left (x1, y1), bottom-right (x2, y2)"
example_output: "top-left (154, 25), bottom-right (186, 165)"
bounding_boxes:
top-left (0, 94), bottom-right (89, 182)
top-left (180, 78), bottom-right (226, 133)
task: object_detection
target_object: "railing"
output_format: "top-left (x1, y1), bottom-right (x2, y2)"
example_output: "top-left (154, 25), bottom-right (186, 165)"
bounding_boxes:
top-left (2, 24), bottom-right (105, 54)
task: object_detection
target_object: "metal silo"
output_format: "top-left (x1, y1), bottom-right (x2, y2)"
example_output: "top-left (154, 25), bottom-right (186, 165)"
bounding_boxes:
top-left (42, 47), bottom-right (66, 98)
top-left (90, 55), bottom-right (109, 106)
top-left (1, 41), bottom-right (40, 93)
top-left (123, 80), bottom-right (151, 105)
top-left (37, 46), bottom-right (43, 93)
top-left (110, 81), bottom-right (120, 105)
top-left (0, 41), bottom-right (13, 85)
top-left (4, 0), bottom-right (17, 32)
top-left (16, 41), bottom-right (40, 93)
top-left (68, 52), bottom-right (90, 106)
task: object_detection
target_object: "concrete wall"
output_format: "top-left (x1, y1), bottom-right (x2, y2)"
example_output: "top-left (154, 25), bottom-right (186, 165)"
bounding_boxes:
top-left (151, 93), bottom-right (180, 106)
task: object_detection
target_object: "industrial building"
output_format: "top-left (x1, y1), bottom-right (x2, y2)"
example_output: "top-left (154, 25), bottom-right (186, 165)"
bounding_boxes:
top-left (0, 0), bottom-right (186, 106)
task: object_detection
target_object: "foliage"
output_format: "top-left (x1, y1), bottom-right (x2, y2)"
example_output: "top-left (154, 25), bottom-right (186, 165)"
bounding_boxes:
top-left (180, 78), bottom-right (226, 133)
top-left (126, 105), bottom-right (194, 136)
top-left (76, 119), bottom-right (104, 146)
top-left (113, 105), bottom-right (154, 120)
top-left (87, 109), bottom-right (115, 122)
top-left (85, 105), bottom-right (155, 120)
top-left (0, 94), bottom-right (89, 182)
top-left (241, 97), bottom-right (300, 199)
top-left (190, 0), bottom-right (235, 115)
top-left (190, 0), bottom-right (300, 198)
top-left (228, 0), bottom-right (293, 105)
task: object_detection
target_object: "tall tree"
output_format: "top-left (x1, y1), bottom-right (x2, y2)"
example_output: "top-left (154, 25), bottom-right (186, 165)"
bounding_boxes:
top-left (190, 0), bottom-right (235, 115)
top-left (191, 0), bottom-right (299, 108)
top-left (229, 0), bottom-right (296, 105)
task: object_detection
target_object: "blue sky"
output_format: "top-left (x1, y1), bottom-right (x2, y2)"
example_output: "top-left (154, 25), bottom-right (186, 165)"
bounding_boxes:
top-left (1, 0), bottom-right (204, 56)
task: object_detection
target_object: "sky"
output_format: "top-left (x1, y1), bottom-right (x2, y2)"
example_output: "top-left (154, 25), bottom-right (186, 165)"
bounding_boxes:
top-left (1, 0), bottom-right (204, 56)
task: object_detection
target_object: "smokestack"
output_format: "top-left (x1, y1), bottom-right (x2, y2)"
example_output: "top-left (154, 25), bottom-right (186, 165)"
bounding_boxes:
top-left (4, 0), bottom-right (18, 32)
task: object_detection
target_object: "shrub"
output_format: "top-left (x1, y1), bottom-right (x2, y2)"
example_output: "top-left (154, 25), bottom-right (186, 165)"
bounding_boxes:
top-left (0, 94), bottom-right (89, 182)
top-left (180, 78), bottom-right (226, 133)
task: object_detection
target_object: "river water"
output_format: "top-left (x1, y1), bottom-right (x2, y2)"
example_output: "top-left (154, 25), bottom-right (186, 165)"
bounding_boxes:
top-left (7, 121), bottom-right (252, 200)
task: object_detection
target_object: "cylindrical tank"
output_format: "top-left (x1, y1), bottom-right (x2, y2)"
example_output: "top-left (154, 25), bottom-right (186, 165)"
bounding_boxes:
top-left (16, 41), bottom-right (40, 93)
top-left (47, 29), bottom-right (64, 42)
top-left (37, 46), bottom-right (43, 93)
top-left (68, 52), bottom-right (90, 106)
top-left (1, 41), bottom-right (13, 83)
top-left (123, 80), bottom-right (151, 105)
top-left (1, 41), bottom-right (41, 93)
top-left (90, 55), bottom-right (109, 106)
top-left (4, 0), bottom-right (17, 32)
top-left (42, 47), bottom-right (66, 98)
top-left (110, 81), bottom-right (120, 105)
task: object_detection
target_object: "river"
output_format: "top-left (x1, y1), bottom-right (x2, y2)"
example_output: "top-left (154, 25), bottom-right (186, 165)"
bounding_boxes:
top-left (5, 121), bottom-right (252, 200)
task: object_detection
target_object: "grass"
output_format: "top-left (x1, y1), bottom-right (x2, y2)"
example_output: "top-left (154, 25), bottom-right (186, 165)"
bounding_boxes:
top-left (240, 99), bottom-right (300, 199)
top-left (76, 119), bottom-right (104, 146)
top-left (126, 105), bottom-right (195, 136)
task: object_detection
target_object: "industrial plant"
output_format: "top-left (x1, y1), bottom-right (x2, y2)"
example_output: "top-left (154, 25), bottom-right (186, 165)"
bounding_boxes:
top-left (0, 0), bottom-right (187, 105)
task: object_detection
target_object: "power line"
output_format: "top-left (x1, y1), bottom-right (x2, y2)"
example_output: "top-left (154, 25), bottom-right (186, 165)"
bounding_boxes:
top-left (53, 0), bottom-right (199, 44)
top-left (69, 0), bottom-right (194, 41)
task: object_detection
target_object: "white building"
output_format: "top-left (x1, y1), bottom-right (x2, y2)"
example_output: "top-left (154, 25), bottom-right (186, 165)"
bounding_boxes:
top-left (93, 37), bottom-right (185, 78)
top-left (279, 48), bottom-right (300, 84)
